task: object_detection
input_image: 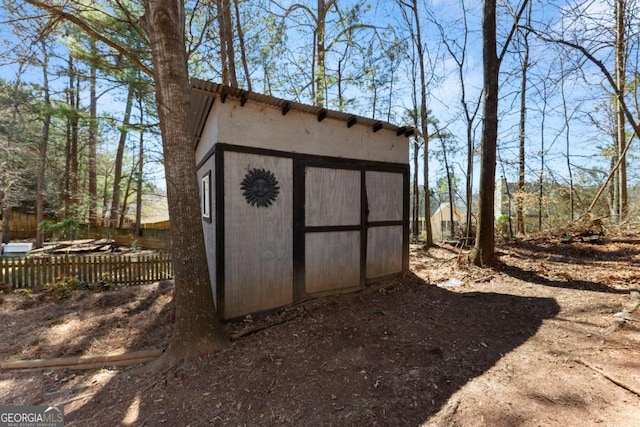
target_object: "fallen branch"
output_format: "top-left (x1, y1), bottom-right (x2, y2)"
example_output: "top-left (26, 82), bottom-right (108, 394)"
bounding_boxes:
top-left (62, 357), bottom-right (159, 370)
top-left (1, 349), bottom-right (163, 370)
top-left (608, 238), bottom-right (640, 244)
top-left (230, 316), bottom-right (296, 341)
top-left (577, 359), bottom-right (640, 397)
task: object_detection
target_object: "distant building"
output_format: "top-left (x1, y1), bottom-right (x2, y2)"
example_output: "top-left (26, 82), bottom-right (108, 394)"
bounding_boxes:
top-left (409, 185), bottom-right (468, 240)
top-left (430, 203), bottom-right (466, 241)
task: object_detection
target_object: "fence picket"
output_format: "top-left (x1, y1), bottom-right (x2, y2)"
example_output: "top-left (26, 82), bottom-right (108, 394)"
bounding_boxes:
top-left (0, 253), bottom-right (173, 290)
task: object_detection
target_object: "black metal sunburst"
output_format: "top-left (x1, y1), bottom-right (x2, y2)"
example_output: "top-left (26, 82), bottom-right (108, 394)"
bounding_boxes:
top-left (241, 168), bottom-right (280, 207)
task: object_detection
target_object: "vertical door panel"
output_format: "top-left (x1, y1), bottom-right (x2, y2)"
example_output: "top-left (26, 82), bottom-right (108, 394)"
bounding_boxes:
top-left (305, 168), bottom-right (360, 226)
top-left (365, 170), bottom-right (404, 279)
top-left (224, 152), bottom-right (293, 318)
top-left (305, 231), bottom-right (360, 293)
top-left (366, 171), bottom-right (403, 222)
top-left (304, 167), bottom-right (361, 294)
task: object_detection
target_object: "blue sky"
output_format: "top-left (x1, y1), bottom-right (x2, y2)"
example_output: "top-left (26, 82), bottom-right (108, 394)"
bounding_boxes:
top-left (0, 0), bottom-right (635, 205)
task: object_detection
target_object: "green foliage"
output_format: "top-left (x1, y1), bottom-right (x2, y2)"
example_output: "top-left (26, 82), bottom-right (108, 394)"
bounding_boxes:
top-left (12, 288), bottom-right (33, 296)
top-left (0, 78), bottom-right (42, 212)
top-left (41, 276), bottom-right (84, 298)
top-left (40, 272), bottom-right (123, 298)
top-left (98, 273), bottom-right (121, 291)
top-left (39, 218), bottom-right (80, 241)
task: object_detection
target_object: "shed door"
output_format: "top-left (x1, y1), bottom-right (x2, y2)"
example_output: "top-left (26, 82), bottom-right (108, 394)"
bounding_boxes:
top-left (365, 170), bottom-right (404, 279)
top-left (224, 152), bottom-right (293, 319)
top-left (300, 165), bottom-right (407, 296)
top-left (303, 166), bottom-right (362, 294)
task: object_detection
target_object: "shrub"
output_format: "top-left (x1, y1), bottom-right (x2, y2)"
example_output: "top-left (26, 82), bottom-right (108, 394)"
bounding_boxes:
top-left (98, 273), bottom-right (122, 291)
top-left (41, 276), bottom-right (82, 299)
top-left (39, 218), bottom-right (80, 241)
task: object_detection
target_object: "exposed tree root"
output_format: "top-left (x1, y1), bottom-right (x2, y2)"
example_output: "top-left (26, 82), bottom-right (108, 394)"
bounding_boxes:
top-left (577, 359), bottom-right (640, 398)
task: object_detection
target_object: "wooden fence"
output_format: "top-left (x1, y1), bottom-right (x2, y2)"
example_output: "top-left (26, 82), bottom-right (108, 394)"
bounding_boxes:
top-left (80, 226), bottom-right (170, 250)
top-left (1, 253), bottom-right (173, 290)
top-left (6, 211), bottom-right (42, 240)
top-left (3, 211), bottom-right (171, 249)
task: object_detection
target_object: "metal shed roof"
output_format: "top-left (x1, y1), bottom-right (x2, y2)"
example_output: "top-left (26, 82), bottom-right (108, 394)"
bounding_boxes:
top-left (190, 78), bottom-right (414, 148)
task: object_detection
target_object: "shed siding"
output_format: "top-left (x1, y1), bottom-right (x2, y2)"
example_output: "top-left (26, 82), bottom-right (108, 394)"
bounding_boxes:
top-left (198, 160), bottom-right (217, 309)
top-left (202, 102), bottom-right (406, 164)
top-left (223, 152), bottom-right (294, 318)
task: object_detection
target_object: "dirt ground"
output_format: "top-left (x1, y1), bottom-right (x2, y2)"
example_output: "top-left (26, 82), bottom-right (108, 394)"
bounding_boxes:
top-left (1, 239), bottom-right (639, 426)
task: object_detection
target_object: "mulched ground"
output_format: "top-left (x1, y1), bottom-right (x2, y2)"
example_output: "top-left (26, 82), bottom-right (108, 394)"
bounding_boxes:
top-left (1, 239), bottom-right (639, 426)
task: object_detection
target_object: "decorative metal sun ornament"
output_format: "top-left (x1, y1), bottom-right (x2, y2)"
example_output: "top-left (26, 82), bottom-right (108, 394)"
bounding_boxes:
top-left (241, 168), bottom-right (280, 207)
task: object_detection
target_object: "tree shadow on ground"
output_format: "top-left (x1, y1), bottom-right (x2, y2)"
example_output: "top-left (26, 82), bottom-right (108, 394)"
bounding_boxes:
top-left (503, 240), bottom-right (640, 264)
top-left (62, 280), bottom-right (174, 357)
top-left (66, 273), bottom-right (560, 426)
top-left (498, 262), bottom-right (630, 294)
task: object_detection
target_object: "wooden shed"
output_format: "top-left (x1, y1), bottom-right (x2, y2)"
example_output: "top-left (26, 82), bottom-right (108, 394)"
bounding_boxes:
top-left (191, 79), bottom-right (412, 320)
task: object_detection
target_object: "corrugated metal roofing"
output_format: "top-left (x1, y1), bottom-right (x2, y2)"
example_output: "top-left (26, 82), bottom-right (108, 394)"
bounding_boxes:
top-left (190, 78), bottom-right (414, 147)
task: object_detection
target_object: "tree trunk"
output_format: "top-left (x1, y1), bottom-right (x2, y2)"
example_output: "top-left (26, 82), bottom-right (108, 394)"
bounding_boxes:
top-left (412, 141), bottom-right (419, 238)
top-left (516, 14), bottom-right (530, 236)
top-left (410, 0), bottom-right (432, 246)
top-left (141, 0), bottom-right (227, 365)
top-left (315, 0), bottom-right (327, 106)
top-left (560, 62), bottom-right (575, 220)
top-left (615, 0), bottom-right (627, 221)
top-left (101, 170), bottom-right (111, 227)
top-left (119, 164), bottom-right (134, 228)
top-left (110, 84), bottom-right (135, 233)
top-left (217, 0), bottom-right (237, 87)
top-left (35, 40), bottom-right (50, 249)
top-left (217, 0), bottom-right (229, 85)
top-left (135, 96), bottom-right (144, 237)
top-left (223, 0), bottom-right (237, 86)
top-left (465, 116), bottom-right (474, 241)
top-left (62, 54), bottom-right (74, 219)
top-left (69, 72), bottom-right (81, 216)
top-left (538, 82), bottom-right (547, 231)
top-left (233, 0), bottom-right (251, 91)
top-left (469, 0), bottom-right (498, 267)
top-left (88, 40), bottom-right (99, 227)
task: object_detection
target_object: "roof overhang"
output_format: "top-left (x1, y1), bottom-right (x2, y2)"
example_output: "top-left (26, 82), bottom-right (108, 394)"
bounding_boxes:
top-left (190, 78), bottom-right (415, 148)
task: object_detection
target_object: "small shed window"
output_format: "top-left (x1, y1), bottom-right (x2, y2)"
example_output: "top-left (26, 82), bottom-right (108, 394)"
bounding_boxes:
top-left (202, 171), bottom-right (211, 221)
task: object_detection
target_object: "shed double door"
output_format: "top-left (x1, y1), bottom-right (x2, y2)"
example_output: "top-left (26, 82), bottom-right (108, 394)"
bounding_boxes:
top-left (299, 163), bottom-right (405, 297)
top-left (222, 151), bottom-right (406, 318)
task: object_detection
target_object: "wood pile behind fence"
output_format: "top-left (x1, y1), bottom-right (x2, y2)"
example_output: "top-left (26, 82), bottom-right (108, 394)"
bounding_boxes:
top-left (80, 226), bottom-right (170, 250)
top-left (1, 253), bottom-right (173, 290)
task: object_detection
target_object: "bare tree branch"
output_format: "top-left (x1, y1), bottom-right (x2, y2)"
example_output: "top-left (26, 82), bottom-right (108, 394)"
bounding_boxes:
top-left (23, 0), bottom-right (153, 77)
